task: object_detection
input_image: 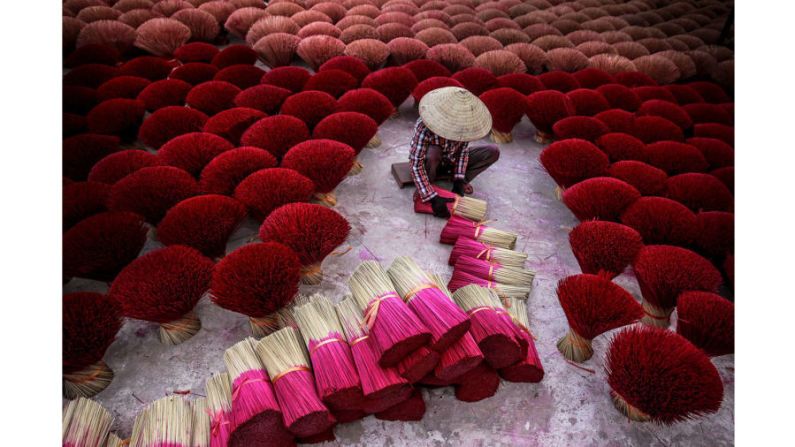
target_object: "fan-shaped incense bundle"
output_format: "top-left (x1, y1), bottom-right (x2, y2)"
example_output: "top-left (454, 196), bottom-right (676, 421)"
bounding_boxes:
top-left (676, 291), bottom-right (734, 357)
top-left (256, 327), bottom-right (335, 437)
top-left (62, 398), bottom-right (113, 447)
top-left (192, 397), bottom-right (210, 447)
top-left (349, 261), bottom-right (431, 366)
top-left (555, 274), bottom-right (643, 363)
top-left (129, 396), bottom-right (193, 447)
top-left (387, 257), bottom-right (471, 352)
top-left (293, 295), bottom-right (364, 410)
top-left (205, 373), bottom-right (233, 447)
top-left (335, 296), bottom-right (412, 413)
top-left (413, 186), bottom-right (488, 221)
top-left (454, 256), bottom-right (534, 287)
top-left (449, 237), bottom-right (527, 268)
top-left (448, 269), bottom-right (531, 300)
top-left (498, 297), bottom-right (544, 383)
top-left (453, 285), bottom-right (524, 368)
top-left (223, 338), bottom-right (293, 446)
top-left (440, 216), bottom-right (517, 249)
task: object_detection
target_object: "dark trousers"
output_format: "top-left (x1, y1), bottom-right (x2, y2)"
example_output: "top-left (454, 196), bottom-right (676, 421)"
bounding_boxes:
top-left (424, 144), bottom-right (500, 183)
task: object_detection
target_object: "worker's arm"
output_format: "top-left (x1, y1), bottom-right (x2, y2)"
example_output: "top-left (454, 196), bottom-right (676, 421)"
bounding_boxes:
top-left (452, 143), bottom-right (470, 196)
top-left (409, 122), bottom-right (438, 203)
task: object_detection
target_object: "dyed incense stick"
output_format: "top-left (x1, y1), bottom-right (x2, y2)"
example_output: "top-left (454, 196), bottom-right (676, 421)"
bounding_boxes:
top-left (449, 237), bottom-right (527, 268)
top-left (62, 398), bottom-right (113, 447)
top-left (440, 216), bottom-right (517, 249)
top-left (413, 187), bottom-right (488, 221)
top-left (433, 330), bottom-right (484, 381)
top-left (375, 389), bottom-right (426, 421)
top-left (192, 397), bottom-right (210, 447)
top-left (349, 261), bottom-right (431, 367)
top-left (396, 346), bottom-right (440, 384)
top-left (256, 327), bottom-right (335, 437)
top-left (453, 285), bottom-right (524, 369)
top-left (223, 338), bottom-right (293, 447)
top-left (335, 295), bottom-right (412, 413)
top-left (454, 363), bottom-right (500, 402)
top-left (292, 294), bottom-right (364, 410)
top-left (498, 297), bottom-right (544, 383)
top-left (205, 373), bottom-right (233, 447)
top-left (448, 269), bottom-right (531, 299)
top-left (454, 256), bottom-right (535, 287)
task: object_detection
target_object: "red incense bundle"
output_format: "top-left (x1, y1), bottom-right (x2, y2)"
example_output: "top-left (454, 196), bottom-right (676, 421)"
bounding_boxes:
top-left (568, 221), bottom-right (643, 279)
top-left (448, 269), bottom-right (531, 300)
top-left (387, 256), bottom-right (471, 351)
top-left (224, 338), bottom-right (294, 447)
top-left (62, 398), bottom-right (113, 447)
top-left (129, 396), bottom-right (193, 447)
top-left (555, 274), bottom-right (643, 363)
top-left (413, 186), bottom-right (488, 221)
top-left (375, 389), bottom-right (426, 421)
top-left (676, 291), bottom-right (734, 357)
top-left (205, 373), bottom-right (233, 447)
top-left (454, 363), bottom-right (500, 403)
top-left (454, 255), bottom-right (535, 287)
top-left (449, 237), bottom-right (527, 268)
top-left (498, 297), bottom-right (544, 383)
top-left (452, 285), bottom-right (523, 369)
top-left (255, 327), bottom-right (336, 437)
top-left (349, 261), bottom-right (431, 367)
top-left (396, 346), bottom-right (440, 384)
top-left (292, 295), bottom-right (364, 410)
top-left (440, 215), bottom-right (518, 249)
top-left (335, 295), bottom-right (412, 413)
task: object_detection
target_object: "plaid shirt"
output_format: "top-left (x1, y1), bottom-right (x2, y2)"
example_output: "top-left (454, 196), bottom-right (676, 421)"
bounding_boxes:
top-left (409, 118), bottom-right (470, 202)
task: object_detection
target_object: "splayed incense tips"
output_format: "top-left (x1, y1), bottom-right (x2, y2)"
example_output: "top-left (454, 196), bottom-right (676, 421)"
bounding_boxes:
top-left (63, 397), bottom-right (113, 447)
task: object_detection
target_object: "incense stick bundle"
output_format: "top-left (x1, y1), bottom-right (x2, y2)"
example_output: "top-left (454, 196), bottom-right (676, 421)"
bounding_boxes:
top-left (452, 285), bottom-right (524, 369)
top-left (374, 389), bottom-right (426, 421)
top-left (192, 397), bottom-right (210, 447)
top-left (433, 330), bottom-right (484, 381)
top-left (256, 327), bottom-right (335, 437)
top-left (396, 346), bottom-right (440, 384)
top-left (335, 295), bottom-right (412, 413)
top-left (498, 297), bottom-right (544, 383)
top-left (454, 256), bottom-right (535, 287)
top-left (349, 261), bottom-right (431, 366)
top-left (62, 398), bottom-right (113, 447)
top-left (205, 373), bottom-right (233, 447)
top-left (387, 256), bottom-right (471, 352)
top-left (440, 216), bottom-right (517, 249)
top-left (454, 363), bottom-right (500, 403)
top-left (292, 294), bottom-right (364, 410)
top-left (223, 338), bottom-right (293, 446)
top-left (128, 400), bottom-right (149, 447)
top-left (130, 396), bottom-right (193, 447)
top-left (449, 237), bottom-right (527, 268)
top-left (448, 269), bottom-right (531, 299)
top-left (413, 187), bottom-right (488, 221)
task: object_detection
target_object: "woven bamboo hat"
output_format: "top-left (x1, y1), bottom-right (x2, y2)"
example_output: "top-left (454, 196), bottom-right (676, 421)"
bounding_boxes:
top-left (418, 87), bottom-right (492, 142)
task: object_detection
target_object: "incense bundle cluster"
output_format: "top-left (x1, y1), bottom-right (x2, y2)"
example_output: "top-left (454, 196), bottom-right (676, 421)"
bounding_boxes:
top-left (449, 255), bottom-right (534, 300)
top-left (413, 186), bottom-right (487, 222)
top-left (440, 216), bottom-right (517, 250)
top-left (498, 297), bottom-right (545, 383)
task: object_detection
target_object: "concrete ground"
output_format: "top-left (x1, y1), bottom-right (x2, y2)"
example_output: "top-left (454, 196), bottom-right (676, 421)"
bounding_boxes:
top-left (65, 100), bottom-right (734, 446)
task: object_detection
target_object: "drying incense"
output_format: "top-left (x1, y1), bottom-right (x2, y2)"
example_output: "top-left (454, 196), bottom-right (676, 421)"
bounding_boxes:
top-left (129, 396), bottom-right (193, 447)
top-left (375, 389), bottom-right (426, 421)
top-left (440, 216), bottom-right (518, 249)
top-left (454, 255), bottom-right (535, 287)
top-left (449, 237), bottom-right (527, 268)
top-left (205, 373), bottom-right (233, 447)
top-left (454, 363), bottom-right (501, 403)
top-left (335, 295), bottom-right (412, 413)
top-left (349, 261), bottom-right (431, 367)
top-left (62, 398), bottom-right (113, 447)
top-left (452, 285), bottom-right (524, 369)
top-left (556, 274), bottom-right (643, 363)
top-left (292, 294), bottom-right (364, 410)
top-left (387, 256), bottom-right (471, 351)
top-left (192, 397), bottom-right (210, 447)
top-left (396, 345), bottom-right (440, 384)
top-left (498, 297), bottom-right (544, 383)
top-left (433, 330), bottom-right (484, 381)
top-left (256, 327), bottom-right (335, 437)
top-left (223, 338), bottom-right (293, 447)
top-left (448, 269), bottom-right (531, 299)
top-left (413, 186), bottom-right (488, 221)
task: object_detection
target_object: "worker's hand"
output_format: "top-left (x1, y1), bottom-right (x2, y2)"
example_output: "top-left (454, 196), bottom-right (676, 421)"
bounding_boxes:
top-left (430, 196), bottom-right (454, 218)
top-left (452, 180), bottom-right (466, 196)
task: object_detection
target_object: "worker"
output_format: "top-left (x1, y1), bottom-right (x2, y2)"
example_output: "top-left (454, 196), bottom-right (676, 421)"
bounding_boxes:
top-left (410, 86), bottom-right (500, 218)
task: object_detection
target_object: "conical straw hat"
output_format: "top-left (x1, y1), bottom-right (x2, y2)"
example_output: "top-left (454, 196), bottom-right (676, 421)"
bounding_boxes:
top-left (418, 87), bottom-right (493, 142)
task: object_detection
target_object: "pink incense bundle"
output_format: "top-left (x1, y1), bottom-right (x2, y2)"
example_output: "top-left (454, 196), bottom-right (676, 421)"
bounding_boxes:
top-left (440, 215), bottom-right (518, 249)
top-left (448, 269), bottom-right (531, 300)
top-left (449, 237), bottom-right (527, 268)
top-left (387, 256), bottom-right (472, 352)
top-left (375, 389), bottom-right (426, 421)
top-left (62, 398), bottom-right (113, 447)
top-left (335, 296), bottom-right (412, 413)
top-left (413, 186), bottom-right (488, 221)
top-left (349, 261), bottom-right (431, 367)
top-left (433, 330), bottom-right (484, 382)
top-left (452, 285), bottom-right (524, 369)
top-left (396, 346), bottom-right (440, 384)
top-left (292, 294), bottom-right (364, 410)
top-left (223, 338), bottom-right (294, 447)
top-left (256, 327), bottom-right (335, 438)
top-left (205, 373), bottom-right (233, 447)
top-left (454, 255), bottom-right (535, 287)
top-left (498, 297), bottom-right (544, 383)
top-left (454, 363), bottom-right (500, 403)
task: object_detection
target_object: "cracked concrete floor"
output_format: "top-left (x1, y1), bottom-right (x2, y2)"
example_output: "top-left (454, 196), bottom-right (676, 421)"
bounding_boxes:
top-left (64, 100), bottom-right (734, 446)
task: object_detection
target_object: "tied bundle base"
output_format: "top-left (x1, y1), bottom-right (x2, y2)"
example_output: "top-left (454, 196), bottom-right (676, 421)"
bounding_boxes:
top-left (300, 264), bottom-right (324, 285)
top-left (557, 329), bottom-right (594, 363)
top-left (366, 134), bottom-right (381, 148)
top-left (454, 363), bottom-right (500, 402)
top-left (375, 390), bottom-right (426, 421)
top-left (407, 288), bottom-right (471, 352)
top-left (641, 301), bottom-right (674, 328)
top-left (348, 160), bottom-right (364, 177)
top-left (611, 391), bottom-right (652, 422)
top-left (534, 130), bottom-right (553, 144)
top-left (63, 360), bottom-right (114, 399)
top-left (272, 370), bottom-right (335, 438)
top-left (159, 311), bottom-right (201, 345)
top-left (434, 332), bottom-right (484, 382)
top-left (490, 129), bottom-right (512, 144)
top-left (397, 346), bottom-right (441, 384)
top-left (313, 192), bottom-right (337, 207)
